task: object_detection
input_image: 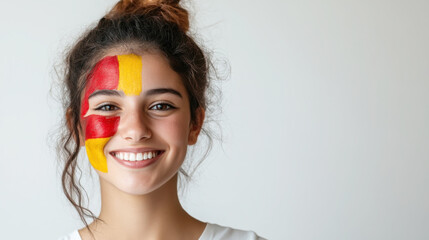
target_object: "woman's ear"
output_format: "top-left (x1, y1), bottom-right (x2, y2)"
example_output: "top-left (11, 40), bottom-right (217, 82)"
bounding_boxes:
top-left (66, 108), bottom-right (85, 147)
top-left (188, 107), bottom-right (205, 145)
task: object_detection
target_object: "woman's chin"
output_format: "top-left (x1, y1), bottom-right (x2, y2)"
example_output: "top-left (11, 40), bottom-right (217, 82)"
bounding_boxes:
top-left (100, 171), bottom-right (178, 197)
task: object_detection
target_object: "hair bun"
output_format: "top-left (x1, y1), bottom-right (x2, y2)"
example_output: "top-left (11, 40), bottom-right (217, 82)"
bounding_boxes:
top-left (106, 0), bottom-right (189, 32)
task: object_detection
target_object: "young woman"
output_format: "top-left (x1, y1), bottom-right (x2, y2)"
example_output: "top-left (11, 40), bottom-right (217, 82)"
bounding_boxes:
top-left (58, 0), bottom-right (266, 239)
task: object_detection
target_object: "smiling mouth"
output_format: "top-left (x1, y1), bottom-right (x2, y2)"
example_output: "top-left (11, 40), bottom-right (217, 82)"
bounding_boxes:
top-left (110, 150), bottom-right (164, 161)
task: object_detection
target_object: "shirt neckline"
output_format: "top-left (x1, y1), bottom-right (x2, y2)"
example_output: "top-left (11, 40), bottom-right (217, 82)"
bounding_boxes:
top-left (75, 222), bottom-right (212, 240)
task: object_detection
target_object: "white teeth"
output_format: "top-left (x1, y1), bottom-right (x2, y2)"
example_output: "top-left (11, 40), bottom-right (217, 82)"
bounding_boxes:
top-left (114, 151), bottom-right (159, 161)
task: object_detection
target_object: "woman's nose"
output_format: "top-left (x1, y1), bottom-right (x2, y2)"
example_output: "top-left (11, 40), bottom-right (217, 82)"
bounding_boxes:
top-left (117, 109), bottom-right (151, 142)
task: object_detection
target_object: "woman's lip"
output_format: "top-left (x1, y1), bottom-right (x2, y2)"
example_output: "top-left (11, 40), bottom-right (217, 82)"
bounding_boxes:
top-left (110, 151), bottom-right (164, 169)
top-left (109, 148), bottom-right (162, 154)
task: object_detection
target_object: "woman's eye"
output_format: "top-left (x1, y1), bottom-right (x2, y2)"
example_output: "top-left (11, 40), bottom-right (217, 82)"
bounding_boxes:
top-left (150, 103), bottom-right (175, 111)
top-left (95, 104), bottom-right (119, 111)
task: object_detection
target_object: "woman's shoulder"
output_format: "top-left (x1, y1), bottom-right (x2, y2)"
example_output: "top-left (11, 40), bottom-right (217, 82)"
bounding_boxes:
top-left (200, 223), bottom-right (267, 240)
top-left (57, 230), bottom-right (81, 240)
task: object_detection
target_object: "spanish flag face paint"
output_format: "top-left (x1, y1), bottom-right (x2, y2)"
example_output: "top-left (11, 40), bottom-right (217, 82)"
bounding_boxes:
top-left (81, 54), bottom-right (143, 173)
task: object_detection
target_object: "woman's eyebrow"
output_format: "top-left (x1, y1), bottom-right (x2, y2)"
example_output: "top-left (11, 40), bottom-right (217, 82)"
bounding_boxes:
top-left (88, 89), bottom-right (124, 99)
top-left (145, 88), bottom-right (183, 98)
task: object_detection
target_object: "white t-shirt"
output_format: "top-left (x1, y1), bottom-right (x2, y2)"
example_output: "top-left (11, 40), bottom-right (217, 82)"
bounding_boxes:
top-left (58, 223), bottom-right (266, 240)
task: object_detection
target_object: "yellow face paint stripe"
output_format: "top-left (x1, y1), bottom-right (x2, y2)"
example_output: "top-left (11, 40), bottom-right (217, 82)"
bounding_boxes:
top-left (117, 54), bottom-right (143, 96)
top-left (85, 137), bottom-right (111, 173)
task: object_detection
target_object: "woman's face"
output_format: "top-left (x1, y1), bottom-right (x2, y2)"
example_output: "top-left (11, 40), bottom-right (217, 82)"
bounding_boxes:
top-left (79, 52), bottom-right (202, 195)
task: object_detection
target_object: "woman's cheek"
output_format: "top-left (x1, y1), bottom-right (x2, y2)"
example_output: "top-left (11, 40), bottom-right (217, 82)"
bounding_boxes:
top-left (83, 115), bottom-right (120, 173)
top-left (163, 116), bottom-right (192, 146)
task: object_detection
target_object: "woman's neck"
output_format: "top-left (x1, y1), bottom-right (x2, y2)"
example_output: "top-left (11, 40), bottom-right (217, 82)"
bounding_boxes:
top-left (80, 175), bottom-right (206, 240)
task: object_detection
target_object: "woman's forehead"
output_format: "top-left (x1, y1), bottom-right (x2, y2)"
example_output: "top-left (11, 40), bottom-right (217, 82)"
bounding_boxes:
top-left (87, 53), bottom-right (182, 90)
top-left (82, 53), bottom-right (185, 102)
top-left (91, 54), bottom-right (144, 94)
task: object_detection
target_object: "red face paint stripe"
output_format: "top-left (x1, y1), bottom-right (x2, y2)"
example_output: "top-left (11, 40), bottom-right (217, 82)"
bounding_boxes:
top-left (81, 56), bottom-right (120, 117)
top-left (84, 115), bottom-right (120, 140)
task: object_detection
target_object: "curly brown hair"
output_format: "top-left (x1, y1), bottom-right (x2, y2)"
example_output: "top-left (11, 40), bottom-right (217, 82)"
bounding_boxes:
top-left (57, 0), bottom-right (216, 230)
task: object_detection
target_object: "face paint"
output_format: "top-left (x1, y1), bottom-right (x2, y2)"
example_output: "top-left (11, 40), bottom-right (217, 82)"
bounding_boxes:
top-left (117, 54), bottom-right (143, 95)
top-left (81, 54), bottom-right (143, 172)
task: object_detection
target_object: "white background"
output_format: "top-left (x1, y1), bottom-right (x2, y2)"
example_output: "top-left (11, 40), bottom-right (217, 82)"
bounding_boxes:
top-left (0, 0), bottom-right (428, 239)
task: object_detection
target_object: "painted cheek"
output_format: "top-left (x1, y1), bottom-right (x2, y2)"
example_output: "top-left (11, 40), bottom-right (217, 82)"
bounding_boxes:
top-left (85, 115), bottom-right (120, 139)
top-left (83, 115), bottom-right (120, 173)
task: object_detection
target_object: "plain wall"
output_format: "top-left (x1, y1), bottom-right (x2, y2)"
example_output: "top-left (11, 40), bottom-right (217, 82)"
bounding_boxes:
top-left (0, 0), bottom-right (428, 239)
